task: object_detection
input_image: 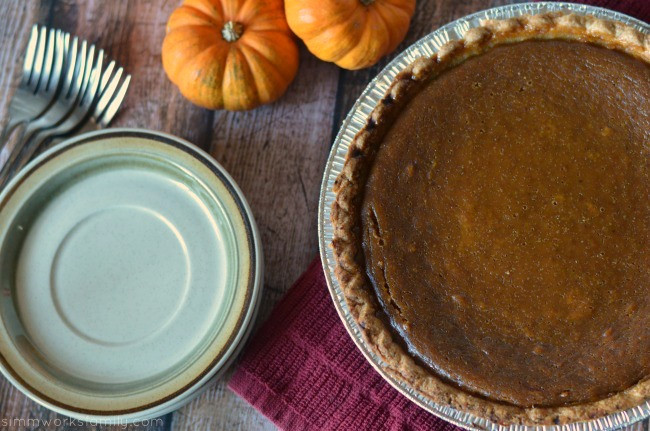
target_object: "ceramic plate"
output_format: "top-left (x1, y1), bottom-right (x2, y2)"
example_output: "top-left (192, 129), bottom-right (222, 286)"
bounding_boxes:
top-left (0, 128), bottom-right (262, 422)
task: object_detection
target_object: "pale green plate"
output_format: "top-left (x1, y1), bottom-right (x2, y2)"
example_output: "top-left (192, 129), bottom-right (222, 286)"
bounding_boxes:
top-left (0, 128), bottom-right (262, 422)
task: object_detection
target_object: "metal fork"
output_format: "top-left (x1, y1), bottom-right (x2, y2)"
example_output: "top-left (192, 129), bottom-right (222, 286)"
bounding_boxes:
top-left (0, 37), bottom-right (97, 185)
top-left (34, 58), bottom-right (131, 151)
top-left (0, 26), bottom-right (67, 146)
top-left (0, 29), bottom-right (130, 188)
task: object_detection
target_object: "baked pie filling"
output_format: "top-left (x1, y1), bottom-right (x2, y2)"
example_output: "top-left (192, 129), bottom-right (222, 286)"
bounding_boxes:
top-left (363, 39), bottom-right (650, 408)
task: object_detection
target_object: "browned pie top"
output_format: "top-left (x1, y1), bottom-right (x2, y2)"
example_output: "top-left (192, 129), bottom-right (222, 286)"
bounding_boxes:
top-left (361, 39), bottom-right (650, 408)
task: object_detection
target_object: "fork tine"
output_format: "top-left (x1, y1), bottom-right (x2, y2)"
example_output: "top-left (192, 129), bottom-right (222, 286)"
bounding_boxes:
top-left (40, 28), bottom-right (56, 92)
top-left (68, 39), bottom-right (86, 100)
top-left (99, 61), bottom-right (115, 94)
top-left (21, 25), bottom-right (39, 86)
top-left (100, 74), bottom-right (130, 127)
top-left (79, 44), bottom-right (96, 100)
top-left (28, 27), bottom-right (48, 92)
top-left (91, 48), bottom-right (105, 94)
top-left (81, 50), bottom-right (102, 108)
top-left (61, 36), bottom-right (78, 98)
top-left (45, 30), bottom-right (66, 94)
top-left (94, 66), bottom-right (122, 117)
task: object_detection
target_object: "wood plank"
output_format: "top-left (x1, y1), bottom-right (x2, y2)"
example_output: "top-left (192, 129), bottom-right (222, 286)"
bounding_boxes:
top-left (170, 23), bottom-right (341, 431)
top-left (0, 0), bottom-right (648, 430)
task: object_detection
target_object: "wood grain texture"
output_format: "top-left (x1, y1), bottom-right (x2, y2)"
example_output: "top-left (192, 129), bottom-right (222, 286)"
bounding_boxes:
top-left (0, 0), bottom-right (647, 430)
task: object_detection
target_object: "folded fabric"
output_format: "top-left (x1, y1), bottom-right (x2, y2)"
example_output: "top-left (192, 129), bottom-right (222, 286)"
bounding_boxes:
top-left (229, 258), bottom-right (459, 431)
top-left (228, 2), bottom-right (649, 429)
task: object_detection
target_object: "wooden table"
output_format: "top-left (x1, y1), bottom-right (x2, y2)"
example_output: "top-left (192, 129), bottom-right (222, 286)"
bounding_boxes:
top-left (0, 1), bottom-right (647, 430)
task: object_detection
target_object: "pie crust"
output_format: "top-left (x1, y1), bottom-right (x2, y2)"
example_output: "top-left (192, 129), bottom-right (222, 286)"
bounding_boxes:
top-left (331, 11), bottom-right (650, 426)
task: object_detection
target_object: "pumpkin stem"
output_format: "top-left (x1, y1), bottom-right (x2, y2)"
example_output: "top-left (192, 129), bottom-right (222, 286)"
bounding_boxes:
top-left (222, 21), bottom-right (244, 42)
top-left (360, 0), bottom-right (375, 5)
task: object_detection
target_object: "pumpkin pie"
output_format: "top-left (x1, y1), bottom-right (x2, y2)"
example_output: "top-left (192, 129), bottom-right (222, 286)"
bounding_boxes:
top-left (331, 11), bottom-right (650, 425)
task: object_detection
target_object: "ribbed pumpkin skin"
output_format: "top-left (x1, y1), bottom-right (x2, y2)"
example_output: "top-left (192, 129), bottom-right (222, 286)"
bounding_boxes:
top-left (162, 0), bottom-right (299, 111)
top-left (285, 0), bottom-right (415, 70)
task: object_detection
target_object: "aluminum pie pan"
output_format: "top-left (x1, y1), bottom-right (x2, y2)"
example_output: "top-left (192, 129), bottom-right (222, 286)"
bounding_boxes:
top-left (317, 3), bottom-right (650, 431)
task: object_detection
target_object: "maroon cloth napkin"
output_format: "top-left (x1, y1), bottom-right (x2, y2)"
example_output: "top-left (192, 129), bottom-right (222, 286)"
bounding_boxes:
top-left (229, 2), bottom-right (649, 430)
top-left (229, 258), bottom-right (457, 431)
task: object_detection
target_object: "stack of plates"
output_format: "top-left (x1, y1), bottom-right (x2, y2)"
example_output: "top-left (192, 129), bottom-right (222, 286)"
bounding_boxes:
top-left (0, 129), bottom-right (262, 422)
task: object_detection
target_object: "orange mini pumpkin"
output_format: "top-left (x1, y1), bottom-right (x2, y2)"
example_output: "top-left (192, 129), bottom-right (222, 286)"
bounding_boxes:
top-left (162, 0), bottom-right (299, 111)
top-left (285, 0), bottom-right (416, 70)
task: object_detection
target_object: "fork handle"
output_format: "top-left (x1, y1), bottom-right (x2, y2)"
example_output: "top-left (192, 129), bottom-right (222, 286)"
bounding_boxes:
top-left (0, 117), bottom-right (25, 151)
top-left (0, 128), bottom-right (46, 190)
